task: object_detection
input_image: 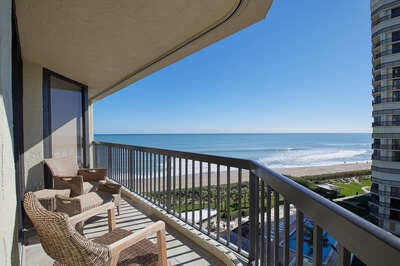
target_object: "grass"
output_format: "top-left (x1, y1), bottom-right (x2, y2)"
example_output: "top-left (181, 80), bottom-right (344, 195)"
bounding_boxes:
top-left (333, 179), bottom-right (372, 197)
top-left (288, 169), bottom-right (371, 182)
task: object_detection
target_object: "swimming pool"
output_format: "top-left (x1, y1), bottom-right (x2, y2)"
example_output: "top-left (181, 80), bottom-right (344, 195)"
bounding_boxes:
top-left (289, 220), bottom-right (337, 263)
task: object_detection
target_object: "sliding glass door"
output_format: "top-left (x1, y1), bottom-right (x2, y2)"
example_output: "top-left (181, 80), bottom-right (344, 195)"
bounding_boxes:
top-left (43, 69), bottom-right (88, 187)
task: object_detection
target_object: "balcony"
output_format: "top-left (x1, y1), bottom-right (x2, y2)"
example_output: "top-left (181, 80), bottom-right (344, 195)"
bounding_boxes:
top-left (23, 198), bottom-right (225, 265)
top-left (372, 121), bottom-right (400, 127)
top-left (372, 97), bottom-right (400, 105)
top-left (85, 141), bottom-right (400, 265)
top-left (372, 143), bottom-right (400, 150)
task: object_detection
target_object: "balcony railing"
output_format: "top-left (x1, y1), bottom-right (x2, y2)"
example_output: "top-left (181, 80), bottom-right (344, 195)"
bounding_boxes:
top-left (372, 154), bottom-right (400, 161)
top-left (372, 121), bottom-right (400, 126)
top-left (371, 14), bottom-right (391, 26)
top-left (372, 97), bottom-right (400, 105)
top-left (93, 141), bottom-right (400, 265)
top-left (372, 143), bottom-right (400, 150)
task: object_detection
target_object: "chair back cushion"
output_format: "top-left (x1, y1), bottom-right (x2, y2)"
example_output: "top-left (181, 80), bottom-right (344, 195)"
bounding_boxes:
top-left (44, 157), bottom-right (79, 176)
top-left (23, 192), bottom-right (110, 265)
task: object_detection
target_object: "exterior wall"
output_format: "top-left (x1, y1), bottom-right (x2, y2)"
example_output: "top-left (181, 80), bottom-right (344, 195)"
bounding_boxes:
top-left (371, 0), bottom-right (400, 235)
top-left (23, 60), bottom-right (44, 191)
top-left (0, 0), bottom-right (17, 264)
top-left (88, 102), bottom-right (94, 167)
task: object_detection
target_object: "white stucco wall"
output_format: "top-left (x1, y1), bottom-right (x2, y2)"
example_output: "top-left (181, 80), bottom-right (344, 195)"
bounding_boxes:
top-left (23, 61), bottom-right (44, 191)
top-left (0, 0), bottom-right (17, 264)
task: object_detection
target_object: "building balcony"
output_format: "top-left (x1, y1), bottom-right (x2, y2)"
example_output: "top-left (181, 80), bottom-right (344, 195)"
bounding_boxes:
top-left (372, 97), bottom-right (400, 105)
top-left (372, 143), bottom-right (400, 150)
top-left (372, 121), bottom-right (400, 127)
top-left (65, 141), bottom-right (400, 265)
top-left (371, 14), bottom-right (391, 27)
top-left (23, 198), bottom-right (226, 265)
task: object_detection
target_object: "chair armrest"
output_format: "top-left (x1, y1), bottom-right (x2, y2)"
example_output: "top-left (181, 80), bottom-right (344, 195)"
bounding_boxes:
top-left (69, 202), bottom-right (115, 226)
top-left (78, 168), bottom-right (107, 182)
top-left (55, 195), bottom-right (81, 216)
top-left (53, 175), bottom-right (84, 197)
top-left (98, 183), bottom-right (121, 195)
top-left (108, 221), bottom-right (165, 254)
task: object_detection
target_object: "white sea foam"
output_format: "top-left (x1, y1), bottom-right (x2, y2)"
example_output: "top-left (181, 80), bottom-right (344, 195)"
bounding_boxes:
top-left (258, 149), bottom-right (371, 169)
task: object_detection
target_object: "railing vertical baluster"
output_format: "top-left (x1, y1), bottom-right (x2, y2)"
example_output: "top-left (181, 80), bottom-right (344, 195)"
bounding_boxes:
top-left (249, 171), bottom-right (258, 266)
top-left (129, 149), bottom-right (133, 191)
top-left (138, 151), bottom-right (141, 194)
top-left (296, 210), bottom-right (304, 266)
top-left (199, 162), bottom-right (203, 231)
top-left (313, 224), bottom-right (323, 266)
top-left (207, 163), bottom-right (211, 236)
top-left (266, 186), bottom-right (272, 266)
top-left (134, 150), bottom-right (137, 193)
top-left (185, 158), bottom-right (188, 222)
top-left (142, 151), bottom-right (145, 196)
top-left (108, 145), bottom-right (112, 180)
top-left (158, 154), bottom-right (161, 206)
top-left (191, 160), bottom-right (195, 227)
top-left (338, 243), bottom-right (351, 266)
top-left (260, 181), bottom-right (265, 265)
top-left (153, 153), bottom-right (157, 203)
top-left (274, 191), bottom-right (279, 266)
top-left (149, 152), bottom-right (152, 200)
top-left (166, 155), bottom-right (171, 212)
top-left (226, 166), bottom-right (231, 247)
top-left (179, 157), bottom-right (182, 218)
top-left (147, 152), bottom-right (149, 198)
top-left (163, 155), bottom-right (166, 207)
top-left (216, 164), bottom-right (221, 241)
top-left (283, 200), bottom-right (290, 266)
top-left (238, 168), bottom-right (243, 253)
top-left (173, 156), bottom-right (176, 213)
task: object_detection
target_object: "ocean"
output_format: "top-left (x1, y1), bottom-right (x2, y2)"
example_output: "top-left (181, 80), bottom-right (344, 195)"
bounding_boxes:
top-left (94, 133), bottom-right (372, 169)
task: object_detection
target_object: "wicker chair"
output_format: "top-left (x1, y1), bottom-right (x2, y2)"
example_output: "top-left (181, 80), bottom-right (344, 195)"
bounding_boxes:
top-left (44, 157), bottom-right (122, 215)
top-left (44, 157), bottom-right (107, 197)
top-left (23, 192), bottom-right (168, 266)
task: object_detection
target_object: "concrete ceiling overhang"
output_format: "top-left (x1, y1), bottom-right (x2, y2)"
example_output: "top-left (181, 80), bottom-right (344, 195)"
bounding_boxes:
top-left (16, 0), bottom-right (273, 102)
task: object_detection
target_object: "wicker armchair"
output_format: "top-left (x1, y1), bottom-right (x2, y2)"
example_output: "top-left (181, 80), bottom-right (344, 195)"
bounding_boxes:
top-left (23, 192), bottom-right (168, 266)
top-left (44, 157), bottom-right (107, 197)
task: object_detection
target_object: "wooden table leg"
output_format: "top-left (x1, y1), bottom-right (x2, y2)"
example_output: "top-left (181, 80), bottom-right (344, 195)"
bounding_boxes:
top-left (107, 208), bottom-right (116, 232)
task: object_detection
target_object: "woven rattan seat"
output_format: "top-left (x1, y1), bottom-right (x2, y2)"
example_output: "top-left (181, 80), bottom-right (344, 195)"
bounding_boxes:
top-left (23, 192), bottom-right (168, 266)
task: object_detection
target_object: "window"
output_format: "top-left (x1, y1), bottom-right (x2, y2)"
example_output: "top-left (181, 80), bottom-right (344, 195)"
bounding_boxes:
top-left (392, 115), bottom-right (400, 122)
top-left (393, 67), bottom-right (400, 78)
top-left (374, 95), bottom-right (382, 104)
top-left (392, 30), bottom-right (400, 42)
top-left (392, 6), bottom-right (400, 18)
top-left (393, 43), bottom-right (400, 54)
top-left (392, 187), bottom-right (400, 197)
top-left (390, 210), bottom-right (400, 221)
top-left (392, 151), bottom-right (400, 161)
top-left (393, 91), bottom-right (400, 101)
top-left (394, 79), bottom-right (400, 89)
top-left (371, 194), bottom-right (380, 204)
top-left (391, 198), bottom-right (400, 209)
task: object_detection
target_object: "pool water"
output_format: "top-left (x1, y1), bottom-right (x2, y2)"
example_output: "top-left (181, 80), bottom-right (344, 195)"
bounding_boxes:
top-left (289, 220), bottom-right (337, 262)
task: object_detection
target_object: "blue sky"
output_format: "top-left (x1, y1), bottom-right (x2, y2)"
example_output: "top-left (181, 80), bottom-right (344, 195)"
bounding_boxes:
top-left (94, 1), bottom-right (371, 133)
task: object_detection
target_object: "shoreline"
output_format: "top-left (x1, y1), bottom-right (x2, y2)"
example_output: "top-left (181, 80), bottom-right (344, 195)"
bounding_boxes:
top-left (137, 162), bottom-right (371, 191)
top-left (274, 162), bottom-right (371, 178)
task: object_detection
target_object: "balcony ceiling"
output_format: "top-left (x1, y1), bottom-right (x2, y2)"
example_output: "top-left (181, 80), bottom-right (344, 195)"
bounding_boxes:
top-left (16, 0), bottom-right (273, 102)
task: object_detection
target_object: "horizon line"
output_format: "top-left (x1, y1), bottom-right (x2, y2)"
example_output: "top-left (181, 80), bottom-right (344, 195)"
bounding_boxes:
top-left (94, 130), bottom-right (372, 134)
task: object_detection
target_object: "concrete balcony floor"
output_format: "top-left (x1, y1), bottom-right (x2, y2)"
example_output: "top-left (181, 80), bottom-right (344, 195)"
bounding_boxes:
top-left (22, 198), bottom-right (224, 266)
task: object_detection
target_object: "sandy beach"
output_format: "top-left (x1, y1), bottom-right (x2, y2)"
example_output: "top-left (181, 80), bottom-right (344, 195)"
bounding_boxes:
top-left (137, 162), bottom-right (372, 191)
top-left (273, 162), bottom-right (371, 178)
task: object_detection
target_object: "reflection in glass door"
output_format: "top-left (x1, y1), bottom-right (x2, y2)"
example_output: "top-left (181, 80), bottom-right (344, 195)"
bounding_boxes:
top-left (50, 75), bottom-right (83, 165)
top-left (43, 69), bottom-right (88, 179)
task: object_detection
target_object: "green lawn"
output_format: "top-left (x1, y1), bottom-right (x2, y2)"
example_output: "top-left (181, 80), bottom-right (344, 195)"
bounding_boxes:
top-left (333, 179), bottom-right (372, 197)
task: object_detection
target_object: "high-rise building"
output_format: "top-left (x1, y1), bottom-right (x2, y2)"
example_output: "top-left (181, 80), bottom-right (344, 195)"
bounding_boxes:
top-left (371, 0), bottom-right (400, 235)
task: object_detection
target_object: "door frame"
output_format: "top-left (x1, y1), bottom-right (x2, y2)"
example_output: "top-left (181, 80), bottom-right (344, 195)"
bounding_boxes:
top-left (42, 69), bottom-right (89, 187)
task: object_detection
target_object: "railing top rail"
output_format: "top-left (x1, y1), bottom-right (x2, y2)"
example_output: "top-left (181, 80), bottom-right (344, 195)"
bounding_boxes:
top-left (93, 141), bottom-right (254, 169)
top-left (94, 141), bottom-right (400, 264)
top-left (251, 160), bottom-right (400, 265)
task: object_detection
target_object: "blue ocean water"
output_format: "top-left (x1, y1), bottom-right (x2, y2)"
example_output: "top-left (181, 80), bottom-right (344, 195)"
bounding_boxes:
top-left (94, 133), bottom-right (371, 169)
